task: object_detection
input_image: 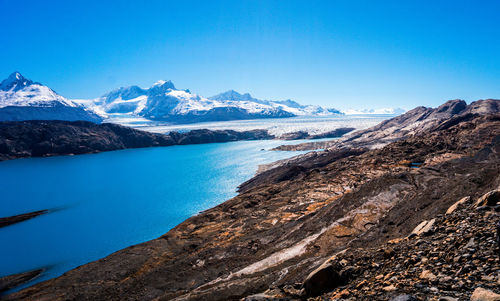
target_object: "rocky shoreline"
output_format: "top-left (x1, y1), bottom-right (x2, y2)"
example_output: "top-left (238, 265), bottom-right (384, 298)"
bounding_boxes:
top-left (0, 120), bottom-right (276, 161)
top-left (0, 269), bottom-right (44, 294)
top-left (0, 121), bottom-right (355, 162)
top-left (3, 99), bottom-right (500, 300)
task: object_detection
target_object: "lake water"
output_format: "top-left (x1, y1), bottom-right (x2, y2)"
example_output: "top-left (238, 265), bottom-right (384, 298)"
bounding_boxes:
top-left (0, 139), bottom-right (318, 290)
top-left (0, 115), bottom-right (393, 292)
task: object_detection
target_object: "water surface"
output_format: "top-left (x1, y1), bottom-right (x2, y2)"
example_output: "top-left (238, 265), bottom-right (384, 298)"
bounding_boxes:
top-left (0, 139), bottom-right (312, 290)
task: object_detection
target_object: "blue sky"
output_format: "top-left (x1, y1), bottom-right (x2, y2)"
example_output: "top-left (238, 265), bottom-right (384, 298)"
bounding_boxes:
top-left (1, 0), bottom-right (499, 110)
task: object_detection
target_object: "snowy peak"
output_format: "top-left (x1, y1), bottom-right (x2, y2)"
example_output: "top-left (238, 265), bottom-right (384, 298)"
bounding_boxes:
top-left (0, 72), bottom-right (35, 92)
top-left (91, 84), bottom-right (343, 123)
top-left (102, 80), bottom-right (177, 104)
top-left (152, 80), bottom-right (176, 90)
top-left (0, 72), bottom-right (102, 123)
top-left (209, 90), bottom-right (256, 102)
top-left (0, 72), bottom-right (74, 107)
top-left (208, 90), bottom-right (341, 116)
top-left (102, 86), bottom-right (147, 104)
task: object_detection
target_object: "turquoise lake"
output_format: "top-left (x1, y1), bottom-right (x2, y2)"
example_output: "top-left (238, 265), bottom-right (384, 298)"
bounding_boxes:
top-left (0, 139), bottom-right (315, 290)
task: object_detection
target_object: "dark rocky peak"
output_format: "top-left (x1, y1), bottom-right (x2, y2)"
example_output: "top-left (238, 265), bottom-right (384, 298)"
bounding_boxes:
top-left (465, 98), bottom-right (500, 115)
top-left (429, 99), bottom-right (467, 117)
top-left (0, 72), bottom-right (35, 92)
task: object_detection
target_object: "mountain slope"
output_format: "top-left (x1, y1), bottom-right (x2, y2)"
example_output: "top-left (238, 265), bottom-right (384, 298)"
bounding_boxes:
top-left (83, 83), bottom-right (342, 123)
top-left (274, 99), bottom-right (500, 151)
top-left (0, 72), bottom-right (102, 123)
top-left (209, 90), bottom-right (342, 116)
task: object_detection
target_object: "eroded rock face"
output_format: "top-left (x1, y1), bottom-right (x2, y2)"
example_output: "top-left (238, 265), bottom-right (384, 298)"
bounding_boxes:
top-left (5, 112), bottom-right (500, 300)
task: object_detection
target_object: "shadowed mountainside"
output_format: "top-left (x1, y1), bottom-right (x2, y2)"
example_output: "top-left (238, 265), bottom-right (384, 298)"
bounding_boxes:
top-left (0, 120), bottom-right (273, 161)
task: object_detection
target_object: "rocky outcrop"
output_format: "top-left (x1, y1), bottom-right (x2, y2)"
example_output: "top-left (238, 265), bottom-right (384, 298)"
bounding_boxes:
top-left (0, 120), bottom-right (274, 161)
top-left (445, 196), bottom-right (470, 215)
top-left (279, 127), bottom-right (355, 140)
top-left (5, 108), bottom-right (500, 300)
top-left (0, 270), bottom-right (43, 294)
top-left (0, 210), bottom-right (49, 228)
top-left (273, 99), bottom-right (499, 151)
top-left (302, 255), bottom-right (351, 297)
top-left (474, 190), bottom-right (500, 207)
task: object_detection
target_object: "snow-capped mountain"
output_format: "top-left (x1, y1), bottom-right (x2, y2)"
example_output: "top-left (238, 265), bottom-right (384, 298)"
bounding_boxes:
top-left (84, 83), bottom-right (342, 124)
top-left (209, 90), bottom-right (342, 116)
top-left (342, 107), bottom-right (406, 115)
top-left (0, 72), bottom-right (102, 122)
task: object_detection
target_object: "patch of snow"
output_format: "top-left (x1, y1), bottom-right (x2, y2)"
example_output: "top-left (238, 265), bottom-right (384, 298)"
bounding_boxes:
top-left (0, 84), bottom-right (78, 108)
top-left (342, 108), bottom-right (406, 115)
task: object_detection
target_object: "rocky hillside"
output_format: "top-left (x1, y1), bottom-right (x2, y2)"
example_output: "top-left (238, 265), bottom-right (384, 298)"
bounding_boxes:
top-left (252, 191), bottom-right (500, 300)
top-left (0, 120), bottom-right (273, 161)
top-left (4, 104), bottom-right (500, 300)
top-left (274, 99), bottom-right (499, 151)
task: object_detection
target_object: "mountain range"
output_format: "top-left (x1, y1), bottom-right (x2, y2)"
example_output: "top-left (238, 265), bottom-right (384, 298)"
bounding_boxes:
top-left (80, 81), bottom-right (344, 123)
top-left (0, 72), bottom-right (351, 124)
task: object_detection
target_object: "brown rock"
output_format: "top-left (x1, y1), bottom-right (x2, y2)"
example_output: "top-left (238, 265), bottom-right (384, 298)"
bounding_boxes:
top-left (383, 284), bottom-right (397, 292)
top-left (474, 190), bottom-right (500, 207)
top-left (303, 261), bottom-right (345, 297)
top-left (411, 219), bottom-right (436, 236)
top-left (332, 289), bottom-right (350, 299)
top-left (420, 270), bottom-right (437, 281)
top-left (446, 196), bottom-right (470, 214)
top-left (470, 287), bottom-right (500, 301)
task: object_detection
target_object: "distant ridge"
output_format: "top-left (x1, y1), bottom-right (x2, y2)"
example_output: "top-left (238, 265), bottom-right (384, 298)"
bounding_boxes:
top-left (77, 83), bottom-right (343, 123)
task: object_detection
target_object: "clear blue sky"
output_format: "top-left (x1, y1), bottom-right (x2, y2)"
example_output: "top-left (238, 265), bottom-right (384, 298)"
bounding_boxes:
top-left (1, 0), bottom-right (499, 110)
